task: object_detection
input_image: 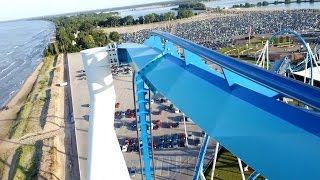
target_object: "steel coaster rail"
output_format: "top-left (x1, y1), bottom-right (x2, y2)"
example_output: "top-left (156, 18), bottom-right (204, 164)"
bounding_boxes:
top-left (149, 31), bottom-right (320, 110)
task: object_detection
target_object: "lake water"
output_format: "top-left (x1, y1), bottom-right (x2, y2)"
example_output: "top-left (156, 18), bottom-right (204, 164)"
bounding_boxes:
top-left (117, 1), bottom-right (320, 18)
top-left (203, 0), bottom-right (320, 9)
top-left (0, 20), bottom-right (55, 107)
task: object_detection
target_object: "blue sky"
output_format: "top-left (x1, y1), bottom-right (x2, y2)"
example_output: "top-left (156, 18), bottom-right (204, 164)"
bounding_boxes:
top-left (0, 0), bottom-right (170, 21)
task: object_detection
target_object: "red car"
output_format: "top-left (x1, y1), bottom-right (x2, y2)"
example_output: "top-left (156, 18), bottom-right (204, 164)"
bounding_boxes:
top-left (115, 103), bottom-right (120, 108)
top-left (180, 133), bottom-right (186, 140)
top-left (155, 120), bottom-right (161, 126)
top-left (153, 125), bottom-right (160, 130)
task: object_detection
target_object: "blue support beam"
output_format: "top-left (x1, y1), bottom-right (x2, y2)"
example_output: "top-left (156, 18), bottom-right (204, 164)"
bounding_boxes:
top-left (121, 32), bottom-right (320, 180)
top-left (135, 73), bottom-right (152, 180)
top-left (193, 134), bottom-right (210, 180)
top-left (248, 171), bottom-right (260, 180)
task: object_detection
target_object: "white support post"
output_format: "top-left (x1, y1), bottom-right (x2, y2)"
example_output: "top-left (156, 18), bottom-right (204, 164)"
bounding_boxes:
top-left (237, 158), bottom-right (246, 180)
top-left (210, 142), bottom-right (220, 180)
top-left (266, 41), bottom-right (269, 70)
top-left (183, 113), bottom-right (189, 146)
top-left (200, 168), bottom-right (206, 180)
top-left (304, 57), bottom-right (308, 84)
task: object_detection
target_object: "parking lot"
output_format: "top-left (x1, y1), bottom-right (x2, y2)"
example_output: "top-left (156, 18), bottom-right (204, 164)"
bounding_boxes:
top-left (113, 72), bottom-right (217, 179)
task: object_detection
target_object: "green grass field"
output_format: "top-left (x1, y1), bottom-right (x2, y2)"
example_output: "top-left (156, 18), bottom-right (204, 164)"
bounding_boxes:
top-left (9, 56), bottom-right (55, 139)
top-left (205, 148), bottom-right (265, 180)
top-left (13, 141), bottom-right (43, 180)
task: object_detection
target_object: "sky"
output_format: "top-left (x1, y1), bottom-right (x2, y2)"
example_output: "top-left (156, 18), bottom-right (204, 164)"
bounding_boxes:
top-left (0, 0), bottom-right (170, 21)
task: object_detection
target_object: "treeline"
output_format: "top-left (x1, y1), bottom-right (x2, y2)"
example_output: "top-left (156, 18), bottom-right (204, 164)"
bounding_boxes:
top-left (44, 13), bottom-right (122, 55)
top-left (44, 8), bottom-right (196, 55)
top-left (174, 2), bottom-right (206, 10)
top-left (97, 10), bottom-right (194, 27)
top-left (232, 0), bottom-right (317, 8)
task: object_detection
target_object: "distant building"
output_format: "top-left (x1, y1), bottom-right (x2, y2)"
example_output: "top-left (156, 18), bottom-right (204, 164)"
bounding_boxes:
top-left (106, 42), bottom-right (119, 65)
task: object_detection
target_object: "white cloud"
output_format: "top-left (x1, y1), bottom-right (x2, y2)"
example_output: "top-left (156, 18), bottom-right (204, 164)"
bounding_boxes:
top-left (0, 0), bottom-right (170, 21)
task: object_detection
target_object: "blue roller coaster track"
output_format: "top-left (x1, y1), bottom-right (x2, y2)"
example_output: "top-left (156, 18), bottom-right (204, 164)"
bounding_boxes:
top-left (118, 31), bottom-right (320, 180)
top-left (269, 30), bottom-right (315, 80)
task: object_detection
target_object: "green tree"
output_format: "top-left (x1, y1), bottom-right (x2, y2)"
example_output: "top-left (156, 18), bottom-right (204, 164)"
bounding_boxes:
top-left (163, 12), bottom-right (176, 21)
top-left (279, 36), bottom-right (285, 43)
top-left (109, 31), bottom-right (120, 42)
top-left (297, 0), bottom-right (301, 3)
top-left (77, 32), bottom-right (96, 49)
top-left (244, 2), bottom-right (250, 7)
top-left (91, 29), bottom-right (108, 47)
top-left (257, 2), bottom-right (262, 6)
top-left (177, 9), bottom-right (194, 19)
top-left (262, 1), bottom-right (269, 6)
top-left (122, 15), bottom-right (134, 25)
top-left (138, 16), bottom-right (144, 24)
top-left (273, 37), bottom-right (280, 45)
top-left (79, 22), bottom-right (95, 31)
top-left (144, 14), bottom-right (156, 24)
top-left (285, 0), bottom-right (291, 4)
top-left (56, 27), bottom-right (72, 52)
top-left (274, 0), bottom-right (279, 4)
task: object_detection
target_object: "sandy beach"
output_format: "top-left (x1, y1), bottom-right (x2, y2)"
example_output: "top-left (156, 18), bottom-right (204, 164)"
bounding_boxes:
top-left (0, 62), bottom-right (43, 139)
top-left (0, 54), bottom-right (73, 179)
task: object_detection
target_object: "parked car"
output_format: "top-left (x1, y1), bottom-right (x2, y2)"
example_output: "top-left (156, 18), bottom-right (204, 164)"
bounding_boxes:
top-left (201, 131), bottom-right (205, 137)
top-left (127, 145), bottom-right (135, 152)
top-left (172, 140), bottom-right (179, 148)
top-left (164, 135), bottom-right (172, 142)
top-left (122, 145), bottom-right (128, 152)
top-left (153, 124), bottom-right (160, 130)
top-left (187, 132), bottom-right (194, 140)
top-left (129, 167), bottom-right (136, 177)
top-left (174, 108), bottom-right (180, 114)
top-left (157, 142), bottom-right (164, 150)
top-left (172, 133), bottom-right (179, 141)
top-left (172, 122), bottom-right (179, 128)
top-left (155, 120), bottom-right (161, 126)
top-left (169, 104), bottom-right (174, 110)
top-left (179, 140), bottom-right (186, 147)
top-left (164, 142), bottom-right (172, 148)
top-left (159, 136), bottom-right (165, 143)
top-left (194, 138), bottom-right (201, 146)
top-left (179, 133), bottom-right (186, 140)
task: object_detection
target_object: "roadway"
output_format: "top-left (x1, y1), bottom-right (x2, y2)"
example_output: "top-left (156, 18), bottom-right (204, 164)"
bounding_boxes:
top-left (67, 53), bottom-right (90, 180)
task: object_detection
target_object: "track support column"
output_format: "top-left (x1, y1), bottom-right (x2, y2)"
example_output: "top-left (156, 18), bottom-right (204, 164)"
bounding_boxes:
top-left (193, 134), bottom-right (210, 180)
top-left (134, 73), bottom-right (152, 180)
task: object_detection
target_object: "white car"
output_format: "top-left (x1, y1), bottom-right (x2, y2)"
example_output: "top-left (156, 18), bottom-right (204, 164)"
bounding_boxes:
top-left (174, 108), bottom-right (180, 114)
top-left (122, 145), bottom-right (128, 152)
top-left (150, 99), bottom-right (154, 104)
top-left (187, 132), bottom-right (194, 140)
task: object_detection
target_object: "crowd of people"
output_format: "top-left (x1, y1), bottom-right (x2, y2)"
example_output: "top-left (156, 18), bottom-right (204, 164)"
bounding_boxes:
top-left (121, 9), bottom-right (320, 50)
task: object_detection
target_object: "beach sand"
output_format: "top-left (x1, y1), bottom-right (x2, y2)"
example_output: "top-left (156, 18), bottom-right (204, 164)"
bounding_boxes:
top-left (0, 62), bottom-right (44, 139)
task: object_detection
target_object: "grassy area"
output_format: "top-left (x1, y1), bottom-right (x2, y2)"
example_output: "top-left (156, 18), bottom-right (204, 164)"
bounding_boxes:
top-left (13, 141), bottom-right (43, 180)
top-left (0, 153), bottom-right (9, 179)
top-left (205, 148), bottom-right (265, 180)
top-left (9, 56), bottom-right (55, 139)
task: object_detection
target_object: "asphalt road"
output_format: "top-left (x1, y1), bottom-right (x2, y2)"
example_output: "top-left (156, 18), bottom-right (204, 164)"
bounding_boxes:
top-left (67, 53), bottom-right (90, 180)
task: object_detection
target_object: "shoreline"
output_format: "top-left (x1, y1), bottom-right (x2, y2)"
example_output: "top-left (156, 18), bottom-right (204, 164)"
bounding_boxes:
top-left (1, 61), bottom-right (43, 108)
top-left (0, 61), bottom-right (43, 138)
